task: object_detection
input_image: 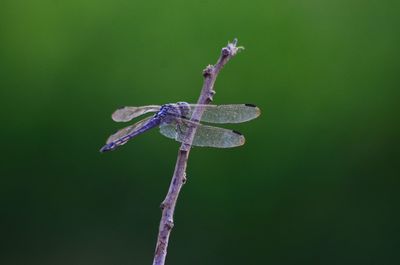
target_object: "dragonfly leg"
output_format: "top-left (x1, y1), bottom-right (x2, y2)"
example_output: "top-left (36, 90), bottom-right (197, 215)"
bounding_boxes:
top-left (176, 119), bottom-right (197, 134)
top-left (176, 123), bottom-right (185, 135)
top-left (174, 119), bottom-right (196, 145)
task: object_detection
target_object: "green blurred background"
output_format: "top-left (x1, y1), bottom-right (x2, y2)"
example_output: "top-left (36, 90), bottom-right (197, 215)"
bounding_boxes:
top-left (1, 0), bottom-right (399, 264)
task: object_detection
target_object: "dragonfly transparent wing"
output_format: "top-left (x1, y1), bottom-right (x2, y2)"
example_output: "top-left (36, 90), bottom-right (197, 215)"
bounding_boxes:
top-left (106, 116), bottom-right (153, 144)
top-left (186, 104), bottom-right (260, 124)
top-left (112, 105), bottom-right (161, 122)
top-left (159, 119), bottom-right (245, 148)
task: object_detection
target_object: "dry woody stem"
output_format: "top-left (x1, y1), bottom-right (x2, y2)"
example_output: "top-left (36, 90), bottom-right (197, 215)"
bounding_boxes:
top-left (152, 39), bottom-right (243, 265)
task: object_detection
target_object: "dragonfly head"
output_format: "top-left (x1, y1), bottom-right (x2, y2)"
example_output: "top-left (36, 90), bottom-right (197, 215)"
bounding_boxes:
top-left (176, 102), bottom-right (191, 119)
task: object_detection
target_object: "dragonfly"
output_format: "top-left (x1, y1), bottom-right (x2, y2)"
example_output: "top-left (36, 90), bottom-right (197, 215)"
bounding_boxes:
top-left (100, 102), bottom-right (261, 152)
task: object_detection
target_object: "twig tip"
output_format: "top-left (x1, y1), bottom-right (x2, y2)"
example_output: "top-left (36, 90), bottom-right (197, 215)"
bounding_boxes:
top-left (222, 38), bottom-right (244, 57)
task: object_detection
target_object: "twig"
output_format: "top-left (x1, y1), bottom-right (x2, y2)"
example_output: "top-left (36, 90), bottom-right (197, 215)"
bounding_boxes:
top-left (152, 39), bottom-right (243, 265)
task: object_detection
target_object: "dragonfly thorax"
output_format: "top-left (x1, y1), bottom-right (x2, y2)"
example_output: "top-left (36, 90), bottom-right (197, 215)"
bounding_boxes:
top-left (157, 102), bottom-right (191, 122)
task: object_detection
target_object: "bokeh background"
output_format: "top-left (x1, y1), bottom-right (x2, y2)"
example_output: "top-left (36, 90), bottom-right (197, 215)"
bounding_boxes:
top-left (1, 0), bottom-right (399, 264)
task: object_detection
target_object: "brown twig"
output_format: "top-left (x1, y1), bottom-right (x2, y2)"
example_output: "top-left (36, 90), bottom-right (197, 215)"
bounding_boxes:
top-left (152, 39), bottom-right (243, 265)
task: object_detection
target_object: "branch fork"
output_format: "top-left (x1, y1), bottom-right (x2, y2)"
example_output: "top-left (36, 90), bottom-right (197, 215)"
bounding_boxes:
top-left (152, 39), bottom-right (243, 265)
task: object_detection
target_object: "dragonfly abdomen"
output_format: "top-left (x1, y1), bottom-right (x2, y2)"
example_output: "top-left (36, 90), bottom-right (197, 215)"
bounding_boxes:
top-left (100, 117), bottom-right (161, 152)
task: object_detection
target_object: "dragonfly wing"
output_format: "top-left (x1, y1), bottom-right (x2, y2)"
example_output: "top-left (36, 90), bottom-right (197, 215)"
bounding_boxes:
top-left (112, 105), bottom-right (161, 122)
top-left (159, 119), bottom-right (245, 148)
top-left (187, 104), bottom-right (260, 124)
top-left (106, 116), bottom-right (153, 144)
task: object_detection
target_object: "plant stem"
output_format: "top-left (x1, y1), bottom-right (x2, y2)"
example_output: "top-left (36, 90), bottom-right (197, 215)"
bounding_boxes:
top-left (152, 39), bottom-right (243, 265)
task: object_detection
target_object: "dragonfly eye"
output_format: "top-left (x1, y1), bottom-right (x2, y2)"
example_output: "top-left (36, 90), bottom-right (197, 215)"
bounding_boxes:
top-left (176, 102), bottom-right (190, 118)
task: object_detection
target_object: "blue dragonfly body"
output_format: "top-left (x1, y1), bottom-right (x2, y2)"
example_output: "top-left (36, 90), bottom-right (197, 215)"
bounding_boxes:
top-left (100, 102), bottom-right (260, 152)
